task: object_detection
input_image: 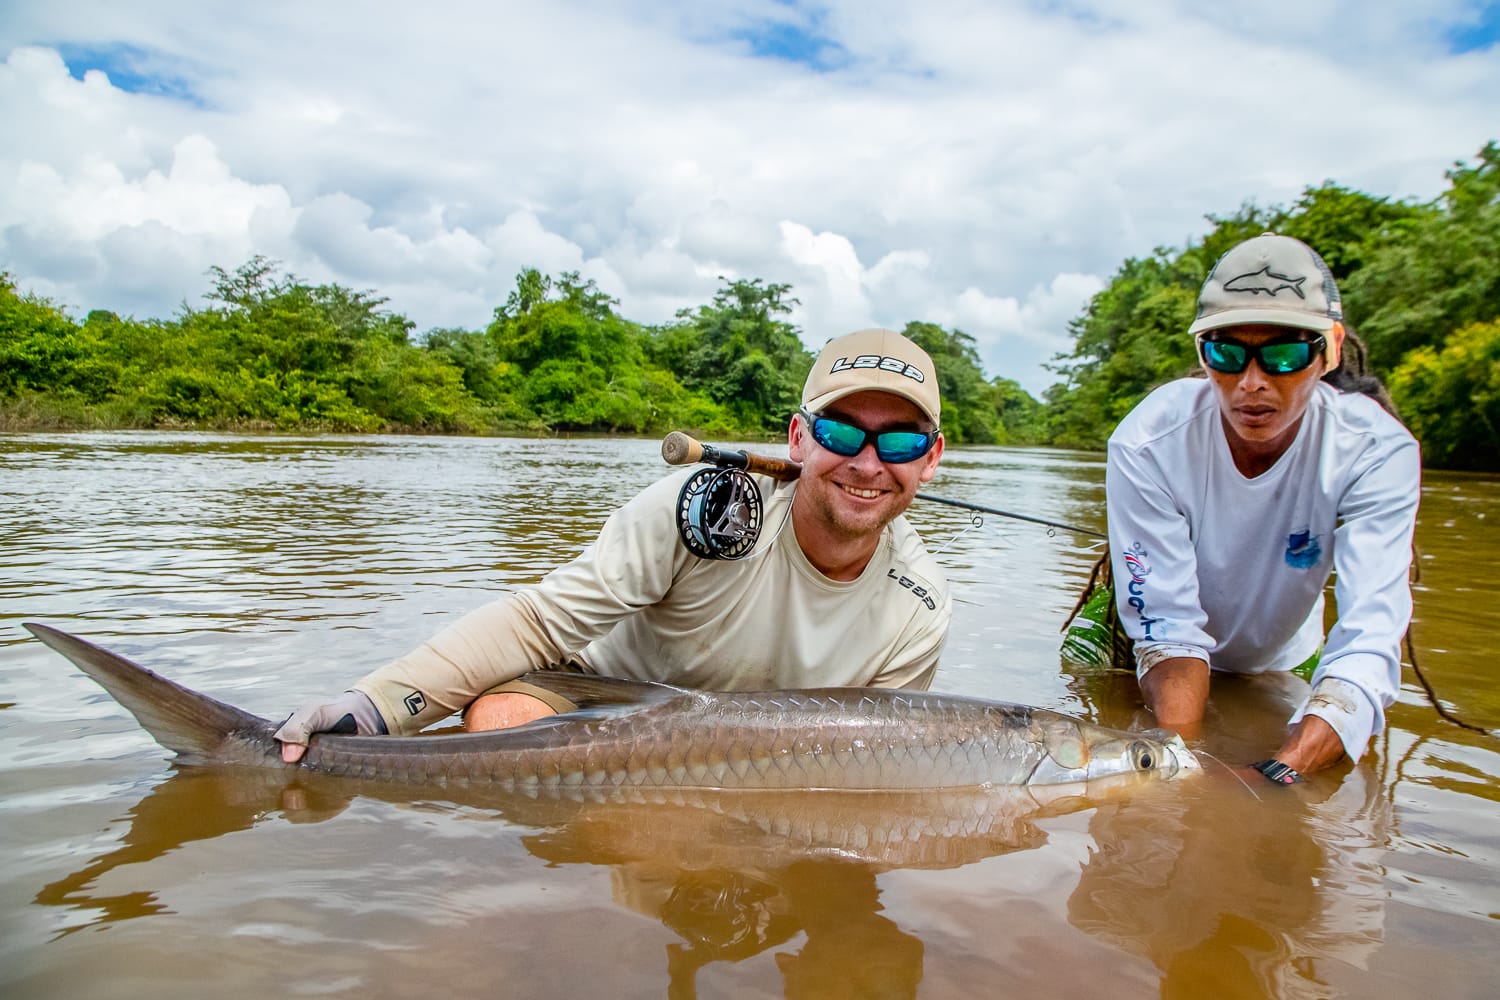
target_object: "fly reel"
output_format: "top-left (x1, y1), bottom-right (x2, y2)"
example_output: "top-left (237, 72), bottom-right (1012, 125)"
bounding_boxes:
top-left (676, 467), bottom-right (763, 560)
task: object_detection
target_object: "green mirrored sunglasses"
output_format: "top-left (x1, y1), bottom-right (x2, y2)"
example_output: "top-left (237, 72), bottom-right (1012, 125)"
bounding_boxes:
top-left (1198, 334), bottom-right (1327, 375)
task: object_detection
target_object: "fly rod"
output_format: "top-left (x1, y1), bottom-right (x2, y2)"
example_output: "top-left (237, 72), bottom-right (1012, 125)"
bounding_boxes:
top-left (661, 431), bottom-right (1106, 539)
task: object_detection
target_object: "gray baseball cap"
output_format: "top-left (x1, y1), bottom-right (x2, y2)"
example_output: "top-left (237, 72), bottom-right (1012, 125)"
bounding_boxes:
top-left (1189, 233), bottom-right (1343, 336)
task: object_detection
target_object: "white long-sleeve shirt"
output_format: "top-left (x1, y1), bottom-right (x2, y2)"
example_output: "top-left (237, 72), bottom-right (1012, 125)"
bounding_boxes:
top-left (1105, 378), bottom-right (1420, 760)
top-left (357, 468), bottom-right (952, 734)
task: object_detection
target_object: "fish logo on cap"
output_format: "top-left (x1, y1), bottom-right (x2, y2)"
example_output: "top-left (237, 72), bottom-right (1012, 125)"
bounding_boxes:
top-left (1223, 266), bottom-right (1308, 299)
top-left (1188, 233), bottom-right (1343, 337)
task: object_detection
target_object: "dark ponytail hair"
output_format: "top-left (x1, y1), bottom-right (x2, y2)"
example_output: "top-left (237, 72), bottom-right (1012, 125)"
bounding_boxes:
top-left (1322, 325), bottom-right (1400, 418)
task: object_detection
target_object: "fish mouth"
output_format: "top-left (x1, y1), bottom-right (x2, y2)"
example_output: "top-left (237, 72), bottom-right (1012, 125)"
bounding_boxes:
top-left (1164, 734), bottom-right (1202, 775)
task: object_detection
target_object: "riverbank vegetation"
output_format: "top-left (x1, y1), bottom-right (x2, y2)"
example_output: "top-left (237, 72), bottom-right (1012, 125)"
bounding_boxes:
top-left (0, 260), bottom-right (1045, 446)
top-left (3, 143), bottom-right (1495, 468)
top-left (1046, 142), bottom-right (1499, 471)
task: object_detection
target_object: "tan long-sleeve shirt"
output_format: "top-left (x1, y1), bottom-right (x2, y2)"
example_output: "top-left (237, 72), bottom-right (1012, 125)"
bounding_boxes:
top-left (356, 469), bottom-right (953, 734)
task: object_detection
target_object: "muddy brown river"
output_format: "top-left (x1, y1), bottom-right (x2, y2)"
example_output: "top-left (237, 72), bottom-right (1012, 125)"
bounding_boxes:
top-left (1, 431), bottom-right (1495, 998)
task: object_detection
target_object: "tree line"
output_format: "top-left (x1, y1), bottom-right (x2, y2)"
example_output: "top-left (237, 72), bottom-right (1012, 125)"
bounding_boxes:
top-left (2, 142), bottom-right (1495, 468)
top-left (0, 258), bottom-right (1043, 445)
top-left (1045, 142), bottom-right (1499, 471)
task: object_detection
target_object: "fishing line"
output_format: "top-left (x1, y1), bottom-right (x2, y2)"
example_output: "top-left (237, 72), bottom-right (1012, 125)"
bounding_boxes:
top-left (914, 493), bottom-right (1105, 539)
top-left (1195, 749), bottom-right (1262, 801)
top-left (928, 511), bottom-right (985, 557)
top-left (1403, 624), bottom-right (1496, 738)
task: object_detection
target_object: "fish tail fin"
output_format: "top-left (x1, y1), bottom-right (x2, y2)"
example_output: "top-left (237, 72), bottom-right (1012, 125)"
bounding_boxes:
top-left (25, 623), bottom-right (273, 761)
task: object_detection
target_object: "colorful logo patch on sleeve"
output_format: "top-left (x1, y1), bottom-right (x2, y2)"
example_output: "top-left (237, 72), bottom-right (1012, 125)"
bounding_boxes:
top-left (1121, 542), bottom-right (1165, 641)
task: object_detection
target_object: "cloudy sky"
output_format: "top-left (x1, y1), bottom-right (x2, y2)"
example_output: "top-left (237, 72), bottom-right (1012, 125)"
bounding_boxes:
top-left (2, 1), bottom-right (1496, 395)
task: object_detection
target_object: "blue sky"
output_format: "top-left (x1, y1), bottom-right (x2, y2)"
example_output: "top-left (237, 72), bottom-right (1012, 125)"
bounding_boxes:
top-left (1445, 2), bottom-right (1500, 52)
top-left (730, 7), bottom-right (847, 69)
top-left (2, 1), bottom-right (1496, 395)
top-left (56, 42), bottom-right (205, 103)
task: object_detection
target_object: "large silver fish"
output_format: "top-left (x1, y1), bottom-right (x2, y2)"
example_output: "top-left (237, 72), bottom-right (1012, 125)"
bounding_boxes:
top-left (26, 623), bottom-right (1198, 793)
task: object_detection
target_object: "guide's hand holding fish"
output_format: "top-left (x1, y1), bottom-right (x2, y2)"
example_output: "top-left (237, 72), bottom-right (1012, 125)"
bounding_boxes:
top-left (276, 690), bottom-right (387, 763)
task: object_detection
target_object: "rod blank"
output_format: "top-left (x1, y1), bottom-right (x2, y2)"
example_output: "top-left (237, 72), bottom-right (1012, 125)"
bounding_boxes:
top-left (662, 432), bottom-right (1106, 538)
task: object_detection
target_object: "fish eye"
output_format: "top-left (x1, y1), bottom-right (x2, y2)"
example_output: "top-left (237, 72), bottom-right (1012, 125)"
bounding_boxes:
top-left (1130, 741), bottom-right (1153, 769)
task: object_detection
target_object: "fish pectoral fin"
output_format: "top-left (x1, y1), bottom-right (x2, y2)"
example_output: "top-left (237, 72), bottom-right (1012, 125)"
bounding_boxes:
top-left (1042, 727), bottom-right (1087, 771)
top-left (515, 671), bottom-right (690, 710)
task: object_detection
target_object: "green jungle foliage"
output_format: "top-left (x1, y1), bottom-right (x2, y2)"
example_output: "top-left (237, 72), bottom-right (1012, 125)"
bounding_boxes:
top-left (0, 260), bottom-right (1034, 444)
top-left (2, 142), bottom-right (1494, 468)
top-left (1045, 141), bottom-right (1499, 470)
top-left (645, 277), bottom-right (811, 435)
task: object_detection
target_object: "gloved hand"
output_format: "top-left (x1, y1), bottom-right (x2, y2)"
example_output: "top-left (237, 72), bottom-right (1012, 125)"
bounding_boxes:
top-left (275, 690), bottom-right (388, 763)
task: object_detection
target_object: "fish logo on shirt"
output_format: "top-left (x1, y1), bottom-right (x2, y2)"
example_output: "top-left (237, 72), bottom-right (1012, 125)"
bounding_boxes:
top-left (1223, 266), bottom-right (1308, 299)
top-left (1284, 528), bottom-right (1322, 569)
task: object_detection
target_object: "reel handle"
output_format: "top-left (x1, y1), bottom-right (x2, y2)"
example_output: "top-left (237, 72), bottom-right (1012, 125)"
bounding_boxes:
top-left (661, 431), bottom-right (802, 482)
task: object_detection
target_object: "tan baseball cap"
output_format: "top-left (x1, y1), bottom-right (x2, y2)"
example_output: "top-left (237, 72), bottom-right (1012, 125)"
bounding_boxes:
top-left (802, 328), bottom-right (941, 426)
top-left (1189, 233), bottom-right (1343, 336)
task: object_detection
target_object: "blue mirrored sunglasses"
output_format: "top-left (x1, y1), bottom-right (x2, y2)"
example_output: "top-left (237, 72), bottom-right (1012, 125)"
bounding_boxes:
top-left (800, 409), bottom-right (939, 464)
top-left (1198, 334), bottom-right (1326, 375)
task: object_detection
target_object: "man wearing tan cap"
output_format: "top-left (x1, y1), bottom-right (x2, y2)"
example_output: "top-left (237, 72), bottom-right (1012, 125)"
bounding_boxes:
top-left (1104, 233), bottom-right (1420, 783)
top-left (277, 328), bottom-right (950, 755)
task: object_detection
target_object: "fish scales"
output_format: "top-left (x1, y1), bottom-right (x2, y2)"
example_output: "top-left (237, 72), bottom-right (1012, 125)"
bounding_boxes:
top-left (291, 690), bottom-right (963, 789)
top-left (316, 690), bottom-right (1056, 789)
top-left (25, 624), bottom-right (1200, 791)
top-left (484, 697), bottom-right (1016, 788)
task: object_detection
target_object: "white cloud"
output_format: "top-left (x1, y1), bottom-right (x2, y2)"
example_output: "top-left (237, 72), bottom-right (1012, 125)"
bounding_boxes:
top-left (482, 211), bottom-right (584, 281)
top-left (779, 220), bottom-right (873, 329)
top-left (941, 273), bottom-right (1108, 389)
top-left (0, 1), bottom-right (1495, 396)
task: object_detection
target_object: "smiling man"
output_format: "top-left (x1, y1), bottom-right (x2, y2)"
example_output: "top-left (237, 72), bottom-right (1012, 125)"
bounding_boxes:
top-left (276, 328), bottom-right (950, 758)
top-left (1104, 233), bottom-right (1421, 783)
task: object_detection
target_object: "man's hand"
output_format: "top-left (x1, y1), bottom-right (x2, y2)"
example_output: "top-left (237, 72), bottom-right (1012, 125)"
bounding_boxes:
top-left (1262, 714), bottom-right (1346, 779)
top-left (275, 690), bottom-right (387, 763)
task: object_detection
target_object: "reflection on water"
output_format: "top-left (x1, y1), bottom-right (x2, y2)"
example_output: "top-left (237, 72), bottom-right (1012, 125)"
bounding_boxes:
top-left (33, 760), bottom-right (1119, 998)
top-left (1068, 667), bottom-right (1393, 999)
top-left (1071, 767), bottom-right (1391, 1000)
top-left (2, 432), bottom-right (1498, 999)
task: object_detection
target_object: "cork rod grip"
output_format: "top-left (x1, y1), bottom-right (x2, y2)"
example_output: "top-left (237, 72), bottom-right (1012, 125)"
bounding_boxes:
top-left (661, 431), bottom-right (802, 482)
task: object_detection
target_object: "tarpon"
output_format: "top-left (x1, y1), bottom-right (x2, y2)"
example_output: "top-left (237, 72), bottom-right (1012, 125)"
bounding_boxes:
top-left (1222, 265), bottom-right (1308, 298)
top-left (26, 623), bottom-right (1199, 793)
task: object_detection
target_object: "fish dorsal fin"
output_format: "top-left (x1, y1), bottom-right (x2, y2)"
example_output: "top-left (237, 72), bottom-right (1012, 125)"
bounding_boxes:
top-left (515, 671), bottom-right (693, 711)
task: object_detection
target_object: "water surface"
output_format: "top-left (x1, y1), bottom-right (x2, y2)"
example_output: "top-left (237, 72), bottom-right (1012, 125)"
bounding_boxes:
top-left (1, 432), bottom-right (1496, 998)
